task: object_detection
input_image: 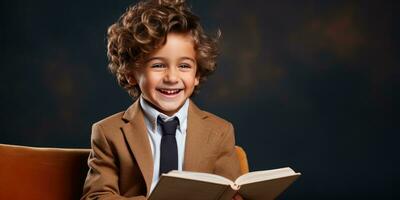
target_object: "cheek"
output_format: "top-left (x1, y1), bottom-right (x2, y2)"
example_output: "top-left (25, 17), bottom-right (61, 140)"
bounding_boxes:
top-left (137, 78), bottom-right (147, 90)
top-left (183, 75), bottom-right (199, 88)
top-left (141, 74), bottom-right (159, 88)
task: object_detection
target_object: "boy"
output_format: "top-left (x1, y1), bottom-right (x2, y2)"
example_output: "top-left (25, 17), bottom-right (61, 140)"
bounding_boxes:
top-left (81, 0), bottom-right (243, 199)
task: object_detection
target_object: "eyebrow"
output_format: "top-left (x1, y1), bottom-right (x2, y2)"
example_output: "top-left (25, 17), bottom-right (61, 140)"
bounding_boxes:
top-left (146, 56), bottom-right (196, 63)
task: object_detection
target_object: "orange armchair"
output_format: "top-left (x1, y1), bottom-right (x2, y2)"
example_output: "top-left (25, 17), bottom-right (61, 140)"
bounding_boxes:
top-left (0, 144), bottom-right (90, 200)
top-left (235, 145), bottom-right (249, 174)
top-left (0, 143), bottom-right (248, 200)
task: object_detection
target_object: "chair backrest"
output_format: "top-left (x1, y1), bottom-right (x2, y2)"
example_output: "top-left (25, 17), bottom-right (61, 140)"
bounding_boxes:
top-left (235, 145), bottom-right (249, 174)
top-left (0, 144), bottom-right (248, 199)
top-left (0, 144), bottom-right (90, 200)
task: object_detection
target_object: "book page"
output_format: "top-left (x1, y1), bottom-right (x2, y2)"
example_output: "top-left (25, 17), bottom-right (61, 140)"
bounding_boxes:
top-left (165, 170), bottom-right (234, 185)
top-left (235, 167), bottom-right (299, 185)
top-left (238, 174), bottom-right (300, 200)
top-left (149, 176), bottom-right (230, 200)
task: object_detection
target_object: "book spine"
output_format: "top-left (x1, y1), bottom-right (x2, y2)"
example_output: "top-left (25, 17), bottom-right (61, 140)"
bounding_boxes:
top-left (215, 185), bottom-right (237, 200)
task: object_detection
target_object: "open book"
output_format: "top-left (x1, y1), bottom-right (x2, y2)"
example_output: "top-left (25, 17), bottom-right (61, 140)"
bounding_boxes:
top-left (148, 167), bottom-right (301, 200)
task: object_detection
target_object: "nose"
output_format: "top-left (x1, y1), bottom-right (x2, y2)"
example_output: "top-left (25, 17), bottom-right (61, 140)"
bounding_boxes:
top-left (163, 67), bottom-right (179, 84)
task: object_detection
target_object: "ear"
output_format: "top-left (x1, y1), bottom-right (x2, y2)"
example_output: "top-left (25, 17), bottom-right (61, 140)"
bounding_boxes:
top-left (194, 75), bottom-right (200, 86)
top-left (126, 74), bottom-right (137, 85)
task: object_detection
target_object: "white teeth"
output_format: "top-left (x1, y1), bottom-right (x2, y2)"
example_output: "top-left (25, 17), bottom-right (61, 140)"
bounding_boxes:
top-left (159, 89), bottom-right (181, 95)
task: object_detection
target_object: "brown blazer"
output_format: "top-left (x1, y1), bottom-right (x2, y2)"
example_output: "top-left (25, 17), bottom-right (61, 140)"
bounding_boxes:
top-left (81, 100), bottom-right (241, 200)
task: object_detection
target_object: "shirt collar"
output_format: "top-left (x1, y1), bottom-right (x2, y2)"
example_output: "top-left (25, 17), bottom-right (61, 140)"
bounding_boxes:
top-left (139, 96), bottom-right (189, 134)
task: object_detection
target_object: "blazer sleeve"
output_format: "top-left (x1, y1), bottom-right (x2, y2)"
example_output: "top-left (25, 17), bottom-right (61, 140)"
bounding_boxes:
top-left (213, 122), bottom-right (242, 181)
top-left (81, 123), bottom-right (147, 200)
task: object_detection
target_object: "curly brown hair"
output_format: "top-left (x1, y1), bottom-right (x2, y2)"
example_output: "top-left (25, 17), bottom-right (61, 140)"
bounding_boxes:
top-left (107, 0), bottom-right (220, 99)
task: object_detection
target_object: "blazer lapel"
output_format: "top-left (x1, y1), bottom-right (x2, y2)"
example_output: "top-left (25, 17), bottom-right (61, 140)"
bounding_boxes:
top-left (183, 101), bottom-right (211, 171)
top-left (121, 101), bottom-right (153, 195)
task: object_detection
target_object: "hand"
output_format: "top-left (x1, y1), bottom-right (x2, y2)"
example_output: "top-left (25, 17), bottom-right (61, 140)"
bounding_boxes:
top-left (232, 193), bottom-right (244, 200)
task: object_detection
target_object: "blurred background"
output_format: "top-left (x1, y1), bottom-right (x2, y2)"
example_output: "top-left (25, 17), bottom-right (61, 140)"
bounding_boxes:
top-left (1, 0), bottom-right (399, 199)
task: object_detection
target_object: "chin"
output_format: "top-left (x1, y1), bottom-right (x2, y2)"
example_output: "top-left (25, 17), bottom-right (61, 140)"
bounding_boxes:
top-left (157, 103), bottom-right (183, 115)
top-left (146, 91), bottom-right (190, 115)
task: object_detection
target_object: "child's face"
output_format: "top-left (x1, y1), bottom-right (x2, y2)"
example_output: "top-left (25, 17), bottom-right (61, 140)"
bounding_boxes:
top-left (133, 33), bottom-right (199, 116)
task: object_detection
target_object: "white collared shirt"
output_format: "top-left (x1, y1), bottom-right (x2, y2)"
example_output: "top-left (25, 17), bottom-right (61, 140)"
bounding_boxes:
top-left (139, 96), bottom-right (188, 193)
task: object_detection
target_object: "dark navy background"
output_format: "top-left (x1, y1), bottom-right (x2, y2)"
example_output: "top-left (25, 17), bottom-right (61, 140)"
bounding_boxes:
top-left (1, 0), bottom-right (399, 199)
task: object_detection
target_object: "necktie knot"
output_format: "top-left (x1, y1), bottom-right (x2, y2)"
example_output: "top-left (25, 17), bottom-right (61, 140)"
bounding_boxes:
top-left (158, 117), bottom-right (179, 136)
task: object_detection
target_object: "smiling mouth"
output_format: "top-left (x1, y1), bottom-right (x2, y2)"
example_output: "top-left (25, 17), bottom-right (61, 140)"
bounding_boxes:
top-left (157, 89), bottom-right (182, 95)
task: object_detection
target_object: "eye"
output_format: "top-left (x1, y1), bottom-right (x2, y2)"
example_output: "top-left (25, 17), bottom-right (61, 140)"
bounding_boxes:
top-left (179, 64), bottom-right (191, 69)
top-left (151, 63), bottom-right (165, 68)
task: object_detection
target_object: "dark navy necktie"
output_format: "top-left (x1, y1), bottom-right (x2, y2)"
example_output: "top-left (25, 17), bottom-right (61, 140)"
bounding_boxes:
top-left (158, 116), bottom-right (179, 176)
